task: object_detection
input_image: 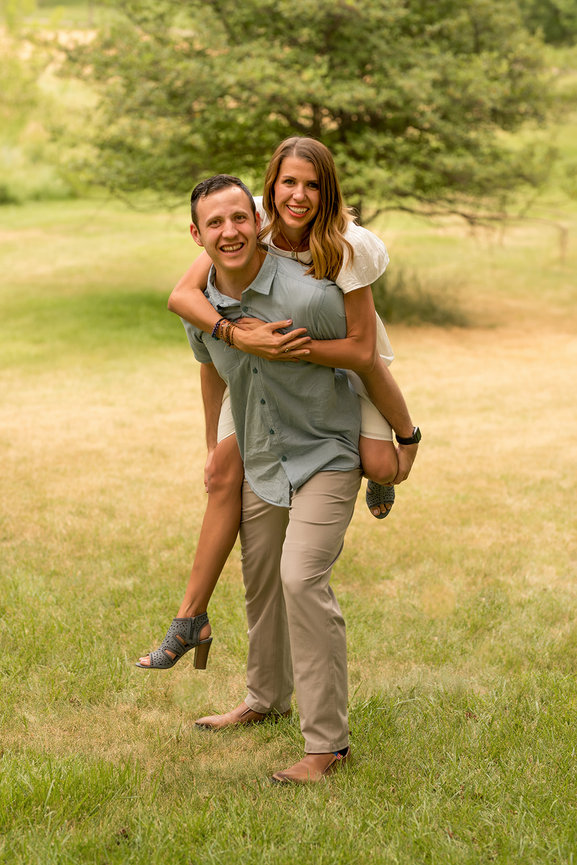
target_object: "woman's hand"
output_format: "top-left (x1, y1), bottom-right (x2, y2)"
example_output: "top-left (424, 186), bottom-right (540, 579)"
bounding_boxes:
top-left (234, 317), bottom-right (311, 361)
top-left (394, 443), bottom-right (419, 484)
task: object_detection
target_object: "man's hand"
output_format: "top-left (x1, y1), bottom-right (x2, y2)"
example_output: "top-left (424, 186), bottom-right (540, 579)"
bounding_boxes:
top-left (234, 317), bottom-right (311, 361)
top-left (394, 443), bottom-right (419, 484)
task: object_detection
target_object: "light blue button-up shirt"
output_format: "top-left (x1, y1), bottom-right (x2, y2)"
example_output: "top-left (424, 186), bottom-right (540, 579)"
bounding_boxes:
top-left (183, 252), bottom-right (360, 507)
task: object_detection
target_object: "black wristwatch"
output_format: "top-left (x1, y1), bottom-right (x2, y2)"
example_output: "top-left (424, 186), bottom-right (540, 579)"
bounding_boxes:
top-left (396, 426), bottom-right (421, 446)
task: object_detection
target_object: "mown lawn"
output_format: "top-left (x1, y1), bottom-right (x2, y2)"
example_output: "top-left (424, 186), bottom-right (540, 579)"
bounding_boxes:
top-left (1, 196), bottom-right (576, 864)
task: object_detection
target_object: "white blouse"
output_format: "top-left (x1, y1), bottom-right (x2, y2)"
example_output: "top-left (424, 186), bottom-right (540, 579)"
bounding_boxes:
top-left (254, 197), bottom-right (393, 364)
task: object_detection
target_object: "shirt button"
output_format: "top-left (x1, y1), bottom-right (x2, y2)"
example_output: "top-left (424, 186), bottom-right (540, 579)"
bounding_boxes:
top-left (242, 306), bottom-right (249, 313)
top-left (252, 367), bottom-right (258, 374)
top-left (281, 455), bottom-right (287, 462)
top-left (260, 398), bottom-right (266, 405)
top-left (269, 429), bottom-right (275, 435)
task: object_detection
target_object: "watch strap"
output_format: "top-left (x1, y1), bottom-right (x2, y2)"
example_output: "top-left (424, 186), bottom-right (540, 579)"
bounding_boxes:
top-left (395, 426), bottom-right (421, 446)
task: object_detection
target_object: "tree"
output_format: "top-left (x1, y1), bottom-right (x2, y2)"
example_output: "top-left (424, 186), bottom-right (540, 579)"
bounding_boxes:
top-left (64, 0), bottom-right (554, 222)
top-left (518, 0), bottom-right (577, 45)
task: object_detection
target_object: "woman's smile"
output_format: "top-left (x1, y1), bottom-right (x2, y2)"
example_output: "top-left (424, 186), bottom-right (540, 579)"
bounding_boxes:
top-left (286, 205), bottom-right (309, 216)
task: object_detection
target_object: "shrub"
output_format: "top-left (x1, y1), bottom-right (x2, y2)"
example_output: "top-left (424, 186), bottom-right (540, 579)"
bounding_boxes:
top-left (373, 267), bottom-right (469, 327)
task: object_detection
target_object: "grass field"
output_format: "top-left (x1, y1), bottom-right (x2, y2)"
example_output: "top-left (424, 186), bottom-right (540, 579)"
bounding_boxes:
top-left (1, 194), bottom-right (576, 863)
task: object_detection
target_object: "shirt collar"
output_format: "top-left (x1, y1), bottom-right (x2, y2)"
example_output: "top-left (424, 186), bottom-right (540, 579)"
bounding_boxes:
top-left (206, 250), bottom-right (277, 308)
top-left (244, 250), bottom-right (277, 296)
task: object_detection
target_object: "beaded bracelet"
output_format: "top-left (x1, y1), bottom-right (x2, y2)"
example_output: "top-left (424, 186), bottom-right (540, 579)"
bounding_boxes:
top-left (211, 317), bottom-right (227, 339)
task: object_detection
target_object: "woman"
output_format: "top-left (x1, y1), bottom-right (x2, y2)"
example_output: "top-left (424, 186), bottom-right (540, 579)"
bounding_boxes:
top-left (136, 137), bottom-right (418, 670)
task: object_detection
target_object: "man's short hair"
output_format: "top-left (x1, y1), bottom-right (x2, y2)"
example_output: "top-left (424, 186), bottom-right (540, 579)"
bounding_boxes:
top-left (190, 175), bottom-right (256, 227)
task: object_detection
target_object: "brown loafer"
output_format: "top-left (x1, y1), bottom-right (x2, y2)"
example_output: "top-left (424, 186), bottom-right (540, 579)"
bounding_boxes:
top-left (271, 747), bottom-right (350, 784)
top-left (195, 701), bottom-right (290, 731)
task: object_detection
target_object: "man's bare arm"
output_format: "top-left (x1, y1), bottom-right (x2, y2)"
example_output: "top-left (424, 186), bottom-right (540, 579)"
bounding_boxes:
top-left (200, 363), bottom-right (226, 453)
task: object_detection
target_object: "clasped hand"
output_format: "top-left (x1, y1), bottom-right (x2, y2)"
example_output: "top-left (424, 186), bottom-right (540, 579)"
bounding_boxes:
top-left (233, 317), bottom-right (311, 361)
top-left (394, 443), bottom-right (418, 484)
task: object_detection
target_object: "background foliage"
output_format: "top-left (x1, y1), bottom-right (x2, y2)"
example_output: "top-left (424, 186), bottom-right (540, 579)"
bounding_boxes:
top-left (3, 0), bottom-right (576, 225)
top-left (518, 0), bottom-right (577, 45)
top-left (60, 0), bottom-right (559, 221)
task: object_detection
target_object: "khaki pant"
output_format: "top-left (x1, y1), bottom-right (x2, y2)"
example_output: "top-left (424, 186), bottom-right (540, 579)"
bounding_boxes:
top-left (240, 469), bottom-right (362, 753)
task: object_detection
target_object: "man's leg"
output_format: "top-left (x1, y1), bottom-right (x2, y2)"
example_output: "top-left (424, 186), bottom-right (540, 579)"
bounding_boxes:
top-left (280, 469), bottom-right (362, 754)
top-left (240, 481), bottom-right (293, 715)
top-left (195, 481), bottom-right (293, 729)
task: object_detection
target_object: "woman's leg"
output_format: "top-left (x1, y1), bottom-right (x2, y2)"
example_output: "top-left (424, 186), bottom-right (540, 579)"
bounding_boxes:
top-left (358, 436), bottom-right (397, 486)
top-left (137, 433), bottom-right (243, 665)
top-left (176, 432), bottom-right (243, 617)
top-left (359, 436), bottom-right (398, 518)
top-left (347, 367), bottom-right (399, 518)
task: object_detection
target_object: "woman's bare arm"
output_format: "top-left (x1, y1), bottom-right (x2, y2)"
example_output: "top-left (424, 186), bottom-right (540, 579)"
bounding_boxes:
top-left (305, 286), bottom-right (416, 439)
top-left (167, 251), bottom-right (218, 330)
top-left (168, 252), bottom-right (310, 359)
top-left (305, 285), bottom-right (378, 375)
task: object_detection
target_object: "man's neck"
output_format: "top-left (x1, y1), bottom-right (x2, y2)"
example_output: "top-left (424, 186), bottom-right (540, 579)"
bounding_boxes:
top-left (213, 247), bottom-right (266, 299)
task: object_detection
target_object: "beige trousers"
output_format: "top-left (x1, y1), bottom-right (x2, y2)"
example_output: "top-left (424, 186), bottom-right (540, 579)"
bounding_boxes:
top-left (240, 468), bottom-right (362, 753)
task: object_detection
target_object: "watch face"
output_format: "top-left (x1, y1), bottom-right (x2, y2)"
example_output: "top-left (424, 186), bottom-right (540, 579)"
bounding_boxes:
top-left (397, 426), bottom-right (421, 445)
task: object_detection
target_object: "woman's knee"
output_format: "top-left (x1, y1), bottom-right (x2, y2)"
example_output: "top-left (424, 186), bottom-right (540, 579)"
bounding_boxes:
top-left (206, 436), bottom-right (243, 496)
top-left (359, 438), bottom-right (398, 485)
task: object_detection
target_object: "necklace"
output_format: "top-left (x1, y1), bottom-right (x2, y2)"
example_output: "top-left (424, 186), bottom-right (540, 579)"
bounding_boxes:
top-left (277, 228), bottom-right (307, 261)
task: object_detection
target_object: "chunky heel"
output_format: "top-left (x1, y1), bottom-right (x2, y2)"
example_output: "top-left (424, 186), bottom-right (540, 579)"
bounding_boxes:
top-left (193, 637), bottom-right (212, 670)
top-left (135, 612), bottom-right (211, 670)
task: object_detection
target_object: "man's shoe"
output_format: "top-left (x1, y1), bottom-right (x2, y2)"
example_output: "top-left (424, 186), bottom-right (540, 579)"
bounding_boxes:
top-left (195, 701), bottom-right (289, 730)
top-left (271, 747), bottom-right (350, 784)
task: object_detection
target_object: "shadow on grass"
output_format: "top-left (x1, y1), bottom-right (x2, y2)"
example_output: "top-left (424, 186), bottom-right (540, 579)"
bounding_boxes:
top-left (2, 290), bottom-right (184, 364)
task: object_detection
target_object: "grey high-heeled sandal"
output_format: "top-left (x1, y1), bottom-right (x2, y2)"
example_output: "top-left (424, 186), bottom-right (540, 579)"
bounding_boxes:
top-left (365, 480), bottom-right (395, 519)
top-left (135, 613), bottom-right (212, 670)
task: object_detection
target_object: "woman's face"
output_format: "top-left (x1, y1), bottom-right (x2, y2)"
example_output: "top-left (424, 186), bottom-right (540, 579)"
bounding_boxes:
top-left (273, 156), bottom-right (320, 235)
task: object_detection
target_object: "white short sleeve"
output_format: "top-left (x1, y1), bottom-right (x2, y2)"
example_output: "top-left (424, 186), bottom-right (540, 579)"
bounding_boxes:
top-left (253, 195), bottom-right (267, 225)
top-left (338, 222), bottom-right (394, 366)
top-left (336, 221), bottom-right (389, 293)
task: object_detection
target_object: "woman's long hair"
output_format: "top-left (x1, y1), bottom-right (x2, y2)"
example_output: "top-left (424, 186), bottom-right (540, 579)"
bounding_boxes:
top-left (261, 137), bottom-right (354, 281)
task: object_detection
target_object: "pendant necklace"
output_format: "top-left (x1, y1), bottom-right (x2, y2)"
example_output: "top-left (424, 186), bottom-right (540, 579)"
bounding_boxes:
top-left (278, 229), bottom-right (306, 261)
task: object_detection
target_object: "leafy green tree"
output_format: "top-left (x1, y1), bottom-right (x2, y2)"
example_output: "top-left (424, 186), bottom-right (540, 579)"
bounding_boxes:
top-left (65, 0), bottom-right (554, 221)
top-left (518, 0), bottom-right (577, 45)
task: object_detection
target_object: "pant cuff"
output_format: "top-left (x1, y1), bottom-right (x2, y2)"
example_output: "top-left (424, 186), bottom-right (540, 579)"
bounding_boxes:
top-left (245, 695), bottom-right (292, 715)
top-left (304, 739), bottom-right (349, 754)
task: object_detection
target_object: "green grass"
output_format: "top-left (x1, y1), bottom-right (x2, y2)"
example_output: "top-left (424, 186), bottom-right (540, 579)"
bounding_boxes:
top-left (0, 199), bottom-right (191, 366)
top-left (1, 195), bottom-right (577, 864)
top-left (1, 30), bottom-right (577, 864)
top-left (2, 682), bottom-right (575, 864)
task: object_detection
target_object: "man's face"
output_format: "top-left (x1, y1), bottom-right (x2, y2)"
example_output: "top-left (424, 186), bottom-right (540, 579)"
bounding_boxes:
top-left (191, 186), bottom-right (261, 276)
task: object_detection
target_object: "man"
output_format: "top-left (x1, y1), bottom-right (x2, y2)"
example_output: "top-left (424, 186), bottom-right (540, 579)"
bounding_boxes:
top-left (179, 174), bottom-right (415, 783)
